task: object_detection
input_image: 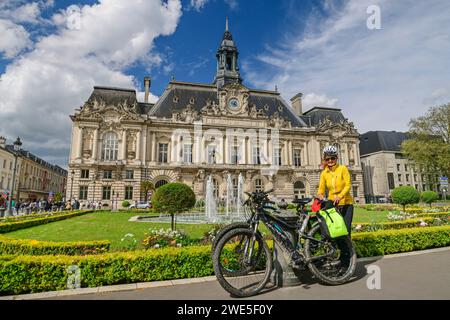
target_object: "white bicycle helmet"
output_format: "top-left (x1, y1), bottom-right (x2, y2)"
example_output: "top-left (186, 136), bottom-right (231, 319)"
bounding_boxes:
top-left (323, 145), bottom-right (338, 157)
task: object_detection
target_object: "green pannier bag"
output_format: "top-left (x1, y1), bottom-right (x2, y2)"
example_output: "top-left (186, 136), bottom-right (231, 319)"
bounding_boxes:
top-left (317, 208), bottom-right (349, 238)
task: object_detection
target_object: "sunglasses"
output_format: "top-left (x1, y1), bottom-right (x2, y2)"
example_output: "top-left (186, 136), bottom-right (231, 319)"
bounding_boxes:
top-left (324, 157), bottom-right (337, 161)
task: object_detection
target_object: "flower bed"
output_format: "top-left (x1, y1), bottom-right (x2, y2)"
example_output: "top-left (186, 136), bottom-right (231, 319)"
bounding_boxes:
top-left (0, 225), bottom-right (449, 295)
top-left (0, 236), bottom-right (110, 256)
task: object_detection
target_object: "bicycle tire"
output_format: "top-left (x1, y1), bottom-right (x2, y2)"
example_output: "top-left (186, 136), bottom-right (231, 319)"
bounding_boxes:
top-left (212, 227), bottom-right (272, 297)
top-left (211, 222), bottom-right (250, 253)
top-left (304, 224), bottom-right (356, 285)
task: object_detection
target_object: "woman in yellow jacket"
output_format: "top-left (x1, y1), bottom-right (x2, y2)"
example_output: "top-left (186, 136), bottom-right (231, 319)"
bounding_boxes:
top-left (317, 145), bottom-right (354, 270)
top-left (317, 145), bottom-right (353, 234)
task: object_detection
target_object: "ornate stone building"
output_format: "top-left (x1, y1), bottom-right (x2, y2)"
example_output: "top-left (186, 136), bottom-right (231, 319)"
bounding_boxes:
top-left (67, 22), bottom-right (365, 206)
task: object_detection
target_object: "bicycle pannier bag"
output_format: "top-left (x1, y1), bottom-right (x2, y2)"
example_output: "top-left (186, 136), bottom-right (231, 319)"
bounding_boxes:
top-left (317, 208), bottom-right (348, 238)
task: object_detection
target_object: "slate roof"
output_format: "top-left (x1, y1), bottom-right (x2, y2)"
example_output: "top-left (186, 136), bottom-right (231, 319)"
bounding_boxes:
top-left (4, 145), bottom-right (67, 176)
top-left (359, 131), bottom-right (410, 156)
top-left (302, 107), bottom-right (346, 126)
top-left (84, 86), bottom-right (154, 115)
top-left (149, 81), bottom-right (308, 127)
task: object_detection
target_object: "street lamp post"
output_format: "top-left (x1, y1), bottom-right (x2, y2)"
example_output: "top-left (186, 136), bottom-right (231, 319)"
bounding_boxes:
top-left (92, 180), bottom-right (96, 205)
top-left (8, 137), bottom-right (22, 216)
top-left (70, 170), bottom-right (75, 201)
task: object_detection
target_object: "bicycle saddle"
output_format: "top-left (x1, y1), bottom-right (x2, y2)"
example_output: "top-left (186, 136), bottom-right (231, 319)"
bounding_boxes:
top-left (292, 197), bottom-right (312, 205)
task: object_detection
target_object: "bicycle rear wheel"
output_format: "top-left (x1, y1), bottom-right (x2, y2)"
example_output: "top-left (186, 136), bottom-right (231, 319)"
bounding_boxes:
top-left (304, 224), bottom-right (356, 285)
top-left (212, 227), bottom-right (272, 297)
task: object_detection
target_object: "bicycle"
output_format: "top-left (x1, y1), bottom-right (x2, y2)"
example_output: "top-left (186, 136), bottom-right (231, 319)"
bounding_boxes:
top-left (211, 189), bottom-right (357, 297)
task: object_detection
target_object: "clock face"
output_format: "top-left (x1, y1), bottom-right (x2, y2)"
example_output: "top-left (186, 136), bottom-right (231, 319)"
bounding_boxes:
top-left (228, 98), bottom-right (239, 109)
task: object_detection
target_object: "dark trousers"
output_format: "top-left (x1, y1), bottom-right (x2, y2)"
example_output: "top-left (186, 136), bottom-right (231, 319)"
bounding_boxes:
top-left (336, 204), bottom-right (354, 267)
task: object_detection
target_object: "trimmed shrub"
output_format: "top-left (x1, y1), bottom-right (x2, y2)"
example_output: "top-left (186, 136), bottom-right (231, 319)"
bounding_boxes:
top-left (391, 186), bottom-right (420, 211)
top-left (352, 225), bottom-right (450, 257)
top-left (422, 191), bottom-right (439, 207)
top-left (121, 200), bottom-right (130, 208)
top-left (0, 236), bottom-right (110, 255)
top-left (152, 183), bottom-right (196, 230)
top-left (0, 210), bottom-right (93, 234)
top-left (0, 225), bottom-right (449, 295)
top-left (0, 246), bottom-right (213, 295)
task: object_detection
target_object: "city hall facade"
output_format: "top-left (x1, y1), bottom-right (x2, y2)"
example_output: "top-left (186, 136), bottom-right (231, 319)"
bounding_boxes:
top-left (67, 23), bottom-right (365, 206)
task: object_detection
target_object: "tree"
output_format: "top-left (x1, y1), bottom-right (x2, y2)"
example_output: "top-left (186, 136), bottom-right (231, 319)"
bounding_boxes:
top-left (391, 186), bottom-right (420, 212)
top-left (54, 192), bottom-right (62, 203)
top-left (421, 191), bottom-right (439, 207)
top-left (140, 181), bottom-right (155, 202)
top-left (401, 103), bottom-right (450, 179)
top-left (152, 183), bottom-right (196, 230)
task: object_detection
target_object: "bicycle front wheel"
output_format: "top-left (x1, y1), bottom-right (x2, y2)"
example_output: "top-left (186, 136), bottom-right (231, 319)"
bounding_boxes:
top-left (212, 227), bottom-right (272, 297)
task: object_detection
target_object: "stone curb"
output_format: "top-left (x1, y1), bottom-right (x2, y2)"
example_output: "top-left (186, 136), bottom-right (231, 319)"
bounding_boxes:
top-left (1, 248), bottom-right (449, 300)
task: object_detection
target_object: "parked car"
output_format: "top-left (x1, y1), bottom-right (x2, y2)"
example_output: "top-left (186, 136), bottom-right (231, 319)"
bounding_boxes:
top-left (129, 201), bottom-right (151, 209)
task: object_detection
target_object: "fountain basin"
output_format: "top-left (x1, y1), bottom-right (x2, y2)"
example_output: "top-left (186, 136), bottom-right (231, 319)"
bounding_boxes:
top-left (129, 212), bottom-right (247, 224)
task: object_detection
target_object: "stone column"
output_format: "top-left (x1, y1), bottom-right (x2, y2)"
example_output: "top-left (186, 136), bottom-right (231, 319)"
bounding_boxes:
top-left (121, 129), bottom-right (127, 160)
top-left (178, 134), bottom-right (183, 163)
top-left (136, 131), bottom-right (141, 161)
top-left (303, 141), bottom-right (308, 165)
top-left (284, 140), bottom-right (289, 166)
top-left (142, 129), bottom-right (147, 163)
top-left (201, 135), bottom-right (206, 163)
top-left (247, 137), bottom-right (252, 164)
top-left (223, 134), bottom-right (228, 164)
top-left (77, 126), bottom-right (83, 159)
top-left (288, 140), bottom-right (293, 166)
top-left (151, 132), bottom-right (156, 162)
top-left (91, 128), bottom-right (98, 160)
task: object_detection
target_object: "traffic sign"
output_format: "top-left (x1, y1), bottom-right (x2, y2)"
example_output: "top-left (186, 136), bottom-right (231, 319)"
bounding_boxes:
top-left (440, 176), bottom-right (448, 187)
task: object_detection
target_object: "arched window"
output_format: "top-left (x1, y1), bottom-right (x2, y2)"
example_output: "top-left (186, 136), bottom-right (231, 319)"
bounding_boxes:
top-left (102, 132), bottom-right (118, 161)
top-left (155, 180), bottom-right (168, 189)
top-left (294, 181), bottom-right (306, 198)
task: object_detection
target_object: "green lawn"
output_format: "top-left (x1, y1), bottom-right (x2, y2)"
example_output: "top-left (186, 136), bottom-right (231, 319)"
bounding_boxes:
top-left (5, 211), bottom-right (213, 251)
top-left (4, 207), bottom-right (394, 251)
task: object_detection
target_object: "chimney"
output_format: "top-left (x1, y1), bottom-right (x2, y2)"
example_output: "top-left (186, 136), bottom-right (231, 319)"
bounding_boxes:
top-left (290, 92), bottom-right (303, 116)
top-left (144, 76), bottom-right (151, 103)
top-left (0, 136), bottom-right (5, 148)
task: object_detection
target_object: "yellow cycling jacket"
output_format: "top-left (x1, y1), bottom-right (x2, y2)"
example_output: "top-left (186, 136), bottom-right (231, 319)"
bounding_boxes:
top-left (318, 164), bottom-right (353, 206)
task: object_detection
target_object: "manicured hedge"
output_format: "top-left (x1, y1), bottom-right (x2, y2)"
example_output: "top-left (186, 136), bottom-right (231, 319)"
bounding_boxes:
top-left (352, 225), bottom-right (450, 257)
top-left (0, 225), bottom-right (449, 295)
top-left (0, 236), bottom-right (110, 256)
top-left (0, 246), bottom-right (212, 295)
top-left (0, 210), bottom-right (93, 234)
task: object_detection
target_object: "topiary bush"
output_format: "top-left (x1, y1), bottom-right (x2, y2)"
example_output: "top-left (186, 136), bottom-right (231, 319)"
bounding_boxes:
top-left (121, 200), bottom-right (130, 208)
top-left (422, 191), bottom-right (439, 207)
top-left (391, 186), bottom-right (420, 212)
top-left (152, 183), bottom-right (196, 230)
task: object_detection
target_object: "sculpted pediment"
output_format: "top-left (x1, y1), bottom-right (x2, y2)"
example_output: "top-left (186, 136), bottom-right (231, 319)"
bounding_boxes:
top-left (74, 97), bottom-right (142, 122)
top-left (316, 116), bottom-right (358, 137)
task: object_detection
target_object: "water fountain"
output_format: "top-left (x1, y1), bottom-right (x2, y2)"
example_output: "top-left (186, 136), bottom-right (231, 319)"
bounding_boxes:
top-left (131, 173), bottom-right (247, 224)
top-left (205, 175), bottom-right (218, 221)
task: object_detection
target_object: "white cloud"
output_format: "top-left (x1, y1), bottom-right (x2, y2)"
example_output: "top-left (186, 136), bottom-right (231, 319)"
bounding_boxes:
top-left (189, 0), bottom-right (208, 11)
top-left (0, 19), bottom-right (32, 58)
top-left (0, 0), bottom-right (182, 166)
top-left (302, 93), bottom-right (338, 111)
top-left (224, 0), bottom-right (238, 10)
top-left (245, 0), bottom-right (450, 133)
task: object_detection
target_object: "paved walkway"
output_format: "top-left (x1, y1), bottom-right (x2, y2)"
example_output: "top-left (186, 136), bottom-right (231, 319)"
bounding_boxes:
top-left (3, 247), bottom-right (449, 300)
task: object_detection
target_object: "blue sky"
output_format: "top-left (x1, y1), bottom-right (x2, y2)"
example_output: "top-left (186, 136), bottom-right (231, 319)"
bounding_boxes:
top-left (0, 0), bottom-right (449, 168)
